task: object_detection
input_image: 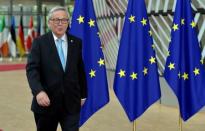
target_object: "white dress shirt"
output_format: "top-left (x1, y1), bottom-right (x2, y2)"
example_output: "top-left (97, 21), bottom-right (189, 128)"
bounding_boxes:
top-left (52, 33), bottom-right (68, 64)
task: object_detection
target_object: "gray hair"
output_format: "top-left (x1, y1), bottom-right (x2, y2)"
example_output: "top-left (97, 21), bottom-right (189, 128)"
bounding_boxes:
top-left (48, 6), bottom-right (70, 20)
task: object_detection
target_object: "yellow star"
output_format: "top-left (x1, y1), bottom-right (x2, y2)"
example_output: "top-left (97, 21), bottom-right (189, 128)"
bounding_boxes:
top-left (77, 15), bottom-right (84, 24)
top-left (190, 21), bottom-right (196, 28)
top-left (168, 62), bottom-right (175, 70)
top-left (88, 19), bottom-right (95, 27)
top-left (129, 15), bottom-right (135, 23)
top-left (149, 30), bottom-right (152, 36)
top-left (193, 68), bottom-right (200, 76)
top-left (182, 72), bottom-right (189, 80)
top-left (118, 69), bottom-right (126, 78)
top-left (143, 67), bottom-right (148, 75)
top-left (130, 72), bottom-right (137, 80)
top-left (178, 72), bottom-right (181, 78)
top-left (89, 69), bottom-right (96, 78)
top-left (172, 23), bottom-right (179, 31)
top-left (98, 58), bottom-right (105, 66)
top-left (200, 58), bottom-right (204, 64)
top-left (149, 56), bottom-right (156, 64)
top-left (181, 19), bottom-right (185, 25)
top-left (141, 18), bottom-right (147, 26)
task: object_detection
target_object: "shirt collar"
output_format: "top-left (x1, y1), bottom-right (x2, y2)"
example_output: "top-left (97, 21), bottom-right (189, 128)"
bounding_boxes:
top-left (52, 33), bottom-right (67, 42)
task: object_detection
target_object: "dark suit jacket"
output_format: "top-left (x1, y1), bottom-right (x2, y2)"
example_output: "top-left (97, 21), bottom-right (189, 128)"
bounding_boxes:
top-left (26, 31), bottom-right (87, 115)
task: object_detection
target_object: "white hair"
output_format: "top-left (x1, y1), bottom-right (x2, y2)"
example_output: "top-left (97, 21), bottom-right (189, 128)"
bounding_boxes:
top-left (48, 6), bottom-right (70, 20)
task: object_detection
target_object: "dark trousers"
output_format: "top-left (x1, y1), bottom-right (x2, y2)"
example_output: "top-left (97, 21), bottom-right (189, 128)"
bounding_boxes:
top-left (34, 113), bottom-right (80, 131)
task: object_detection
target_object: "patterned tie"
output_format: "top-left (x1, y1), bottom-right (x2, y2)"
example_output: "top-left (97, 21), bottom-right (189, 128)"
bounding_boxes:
top-left (56, 39), bottom-right (66, 71)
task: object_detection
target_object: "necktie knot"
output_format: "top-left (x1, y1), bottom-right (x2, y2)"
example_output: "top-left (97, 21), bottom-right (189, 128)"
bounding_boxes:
top-left (57, 39), bottom-right (63, 45)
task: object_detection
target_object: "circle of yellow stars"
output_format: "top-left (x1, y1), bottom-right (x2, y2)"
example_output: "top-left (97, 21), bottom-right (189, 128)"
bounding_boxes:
top-left (117, 14), bottom-right (156, 81)
top-left (117, 67), bottom-right (149, 80)
top-left (88, 58), bottom-right (105, 78)
top-left (167, 62), bottom-right (201, 80)
top-left (117, 55), bottom-right (156, 80)
top-left (77, 15), bottom-right (96, 27)
top-left (172, 19), bottom-right (196, 32)
top-left (166, 18), bottom-right (202, 80)
top-left (76, 15), bottom-right (106, 79)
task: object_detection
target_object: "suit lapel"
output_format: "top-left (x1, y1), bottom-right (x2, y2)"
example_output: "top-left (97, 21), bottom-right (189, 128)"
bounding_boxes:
top-left (47, 32), bottom-right (64, 72)
top-left (65, 35), bottom-right (75, 72)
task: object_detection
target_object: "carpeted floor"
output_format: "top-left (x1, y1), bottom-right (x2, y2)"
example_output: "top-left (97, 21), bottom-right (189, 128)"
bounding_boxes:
top-left (0, 64), bottom-right (25, 71)
top-left (0, 70), bottom-right (205, 131)
top-left (0, 59), bottom-right (26, 71)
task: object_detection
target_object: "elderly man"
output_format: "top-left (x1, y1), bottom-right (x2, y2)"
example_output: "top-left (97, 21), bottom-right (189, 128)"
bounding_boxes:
top-left (26, 6), bottom-right (87, 131)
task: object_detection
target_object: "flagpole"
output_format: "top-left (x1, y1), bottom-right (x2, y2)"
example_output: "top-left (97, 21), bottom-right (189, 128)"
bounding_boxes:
top-left (179, 111), bottom-right (182, 131)
top-left (18, 57), bottom-right (22, 61)
top-left (133, 120), bottom-right (136, 131)
top-left (9, 56), bottom-right (13, 62)
top-left (0, 56), bottom-right (3, 62)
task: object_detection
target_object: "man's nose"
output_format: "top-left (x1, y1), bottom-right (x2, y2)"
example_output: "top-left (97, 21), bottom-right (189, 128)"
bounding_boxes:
top-left (58, 21), bottom-right (63, 25)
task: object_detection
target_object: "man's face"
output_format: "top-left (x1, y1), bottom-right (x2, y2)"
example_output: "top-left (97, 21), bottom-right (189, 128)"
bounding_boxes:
top-left (48, 10), bottom-right (69, 38)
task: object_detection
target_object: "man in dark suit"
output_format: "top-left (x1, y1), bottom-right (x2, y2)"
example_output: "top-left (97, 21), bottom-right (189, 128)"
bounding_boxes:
top-left (26, 6), bottom-right (87, 131)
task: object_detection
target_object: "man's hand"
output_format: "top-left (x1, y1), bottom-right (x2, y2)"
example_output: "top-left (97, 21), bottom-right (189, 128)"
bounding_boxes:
top-left (36, 91), bottom-right (50, 107)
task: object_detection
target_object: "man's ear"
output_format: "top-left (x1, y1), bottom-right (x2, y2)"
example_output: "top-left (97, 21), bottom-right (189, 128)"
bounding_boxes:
top-left (47, 20), bottom-right (51, 28)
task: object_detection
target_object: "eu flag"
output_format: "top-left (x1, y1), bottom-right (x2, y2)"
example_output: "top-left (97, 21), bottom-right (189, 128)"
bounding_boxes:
top-left (113, 0), bottom-right (161, 121)
top-left (164, 0), bottom-right (205, 121)
top-left (69, 0), bottom-right (109, 126)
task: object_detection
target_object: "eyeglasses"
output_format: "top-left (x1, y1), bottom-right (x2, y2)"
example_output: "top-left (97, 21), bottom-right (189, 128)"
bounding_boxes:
top-left (50, 18), bottom-right (69, 24)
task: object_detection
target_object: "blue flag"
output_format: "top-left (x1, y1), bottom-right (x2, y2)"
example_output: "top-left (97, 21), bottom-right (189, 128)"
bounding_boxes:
top-left (164, 0), bottom-right (205, 121)
top-left (10, 16), bottom-right (16, 43)
top-left (113, 0), bottom-right (161, 121)
top-left (69, 0), bottom-right (109, 126)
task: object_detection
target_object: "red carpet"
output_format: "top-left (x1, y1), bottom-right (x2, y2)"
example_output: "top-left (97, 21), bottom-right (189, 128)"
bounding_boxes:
top-left (0, 63), bottom-right (26, 71)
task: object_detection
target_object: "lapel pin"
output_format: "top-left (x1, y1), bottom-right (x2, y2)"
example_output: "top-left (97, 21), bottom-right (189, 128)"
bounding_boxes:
top-left (70, 40), bottom-right (74, 43)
